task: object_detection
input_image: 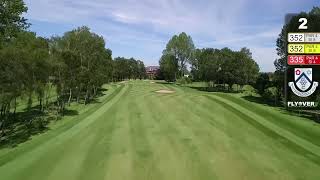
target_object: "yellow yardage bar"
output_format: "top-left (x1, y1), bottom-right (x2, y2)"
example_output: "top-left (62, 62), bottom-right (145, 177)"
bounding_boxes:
top-left (288, 44), bottom-right (320, 54)
top-left (304, 44), bottom-right (320, 53)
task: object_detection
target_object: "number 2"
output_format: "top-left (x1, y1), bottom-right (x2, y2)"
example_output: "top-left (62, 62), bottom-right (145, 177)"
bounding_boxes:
top-left (298, 18), bottom-right (308, 30)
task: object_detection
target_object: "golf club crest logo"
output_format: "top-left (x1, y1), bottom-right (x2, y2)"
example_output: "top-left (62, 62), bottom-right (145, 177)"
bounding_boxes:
top-left (288, 68), bottom-right (318, 97)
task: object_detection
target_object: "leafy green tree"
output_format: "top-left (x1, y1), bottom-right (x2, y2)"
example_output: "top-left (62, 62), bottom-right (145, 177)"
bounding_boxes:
top-left (310, 6), bottom-right (320, 15)
top-left (190, 48), bottom-right (202, 81)
top-left (137, 60), bottom-right (146, 80)
top-left (163, 32), bottom-right (195, 78)
top-left (237, 48), bottom-right (260, 86)
top-left (0, 31), bottom-right (50, 134)
top-left (219, 48), bottom-right (237, 89)
top-left (50, 26), bottom-right (113, 106)
top-left (263, 87), bottom-right (278, 105)
top-left (159, 54), bottom-right (178, 82)
top-left (255, 73), bottom-right (271, 95)
top-left (0, 0), bottom-right (29, 44)
top-left (196, 48), bottom-right (221, 85)
top-left (191, 47), bottom-right (259, 91)
top-left (113, 57), bottom-right (146, 81)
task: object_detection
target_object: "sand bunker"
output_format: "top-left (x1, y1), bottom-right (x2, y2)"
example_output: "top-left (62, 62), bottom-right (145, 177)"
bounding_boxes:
top-left (155, 89), bottom-right (175, 94)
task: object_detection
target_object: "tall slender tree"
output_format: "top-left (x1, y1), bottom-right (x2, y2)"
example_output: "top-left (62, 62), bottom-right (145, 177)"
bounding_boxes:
top-left (163, 32), bottom-right (195, 78)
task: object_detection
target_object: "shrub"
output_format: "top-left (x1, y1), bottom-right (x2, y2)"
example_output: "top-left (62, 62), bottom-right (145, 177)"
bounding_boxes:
top-left (263, 87), bottom-right (278, 103)
top-left (176, 77), bottom-right (192, 85)
top-left (242, 85), bottom-right (256, 96)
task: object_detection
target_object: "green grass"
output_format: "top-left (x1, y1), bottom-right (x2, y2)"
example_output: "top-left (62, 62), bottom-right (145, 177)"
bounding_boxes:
top-left (0, 80), bottom-right (319, 180)
top-left (13, 84), bottom-right (57, 112)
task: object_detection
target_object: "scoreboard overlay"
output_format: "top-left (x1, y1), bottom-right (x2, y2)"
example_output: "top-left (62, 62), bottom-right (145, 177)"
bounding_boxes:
top-left (286, 28), bottom-right (320, 109)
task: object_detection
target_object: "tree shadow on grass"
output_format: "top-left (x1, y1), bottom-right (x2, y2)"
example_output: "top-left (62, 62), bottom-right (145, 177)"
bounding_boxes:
top-left (241, 95), bottom-right (283, 107)
top-left (97, 88), bottom-right (108, 97)
top-left (63, 109), bottom-right (79, 116)
top-left (242, 95), bottom-right (320, 124)
top-left (0, 88), bottom-right (109, 149)
top-left (0, 106), bottom-right (78, 149)
top-left (281, 109), bottom-right (320, 124)
top-left (189, 86), bottom-right (237, 93)
top-left (85, 99), bottom-right (99, 104)
top-left (0, 109), bottom-right (48, 149)
top-left (67, 88), bottom-right (108, 104)
top-left (155, 81), bottom-right (174, 85)
top-left (188, 84), bottom-right (320, 124)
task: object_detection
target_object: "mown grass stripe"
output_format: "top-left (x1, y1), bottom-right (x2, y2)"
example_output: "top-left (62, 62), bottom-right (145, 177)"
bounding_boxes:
top-left (0, 83), bottom-right (129, 178)
top-left (129, 97), bottom-right (161, 179)
top-left (0, 84), bottom-right (124, 166)
top-left (214, 93), bottom-right (320, 147)
top-left (206, 95), bottom-right (320, 165)
top-left (149, 91), bottom-right (218, 179)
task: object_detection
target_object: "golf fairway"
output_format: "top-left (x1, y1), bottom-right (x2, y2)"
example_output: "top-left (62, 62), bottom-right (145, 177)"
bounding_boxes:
top-left (0, 81), bottom-right (320, 180)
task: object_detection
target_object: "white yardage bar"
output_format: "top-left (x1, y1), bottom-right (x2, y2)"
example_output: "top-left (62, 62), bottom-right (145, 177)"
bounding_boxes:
top-left (305, 33), bottom-right (320, 43)
top-left (288, 33), bottom-right (320, 43)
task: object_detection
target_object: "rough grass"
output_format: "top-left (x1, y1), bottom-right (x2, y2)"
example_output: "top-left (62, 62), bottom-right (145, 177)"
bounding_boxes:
top-left (0, 81), bottom-right (319, 180)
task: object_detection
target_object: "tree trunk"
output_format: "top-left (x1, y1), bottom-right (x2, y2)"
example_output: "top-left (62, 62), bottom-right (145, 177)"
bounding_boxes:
top-left (0, 104), bottom-right (4, 117)
top-left (0, 122), bottom-right (3, 136)
top-left (39, 96), bottom-right (43, 111)
top-left (0, 104), bottom-right (7, 120)
top-left (76, 86), bottom-right (81, 103)
top-left (45, 83), bottom-right (52, 109)
top-left (93, 86), bottom-right (97, 97)
top-left (27, 91), bottom-right (33, 111)
top-left (84, 88), bottom-right (89, 105)
top-left (13, 97), bottom-right (17, 118)
top-left (68, 88), bottom-right (72, 106)
top-left (5, 102), bottom-right (11, 128)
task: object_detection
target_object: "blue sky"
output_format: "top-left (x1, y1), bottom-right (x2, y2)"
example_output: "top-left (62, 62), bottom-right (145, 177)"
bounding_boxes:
top-left (24, 0), bottom-right (319, 72)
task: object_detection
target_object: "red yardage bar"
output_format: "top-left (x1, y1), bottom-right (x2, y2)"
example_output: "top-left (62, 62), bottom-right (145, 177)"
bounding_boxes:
top-left (288, 55), bottom-right (320, 65)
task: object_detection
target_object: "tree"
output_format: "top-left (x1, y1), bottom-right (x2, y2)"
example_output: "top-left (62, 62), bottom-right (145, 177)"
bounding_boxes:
top-left (310, 6), bottom-right (320, 15)
top-left (112, 57), bottom-right (146, 81)
top-left (190, 48), bottom-right (202, 81)
top-left (240, 47), bottom-right (252, 58)
top-left (239, 49), bottom-right (260, 86)
top-left (159, 54), bottom-right (178, 82)
top-left (137, 60), bottom-right (146, 80)
top-left (264, 87), bottom-right (278, 105)
top-left (0, 31), bottom-right (50, 135)
top-left (191, 47), bottom-right (259, 91)
top-left (219, 48), bottom-right (238, 89)
top-left (163, 32), bottom-right (195, 78)
top-left (196, 48), bottom-right (221, 85)
top-left (0, 0), bottom-right (29, 44)
top-left (50, 26), bottom-right (113, 106)
top-left (255, 73), bottom-right (271, 95)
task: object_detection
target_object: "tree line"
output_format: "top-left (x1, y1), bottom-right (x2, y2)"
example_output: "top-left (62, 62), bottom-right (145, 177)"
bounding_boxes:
top-left (159, 6), bottom-right (320, 106)
top-left (0, 0), bottom-right (146, 138)
top-left (113, 57), bottom-right (146, 81)
top-left (159, 32), bottom-right (260, 90)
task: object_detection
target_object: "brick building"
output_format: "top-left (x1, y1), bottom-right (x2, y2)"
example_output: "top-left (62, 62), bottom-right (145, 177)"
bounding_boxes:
top-left (146, 66), bottom-right (160, 79)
